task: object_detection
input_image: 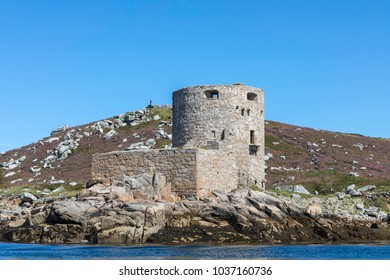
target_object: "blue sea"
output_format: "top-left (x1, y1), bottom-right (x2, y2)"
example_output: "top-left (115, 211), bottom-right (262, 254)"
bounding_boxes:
top-left (0, 243), bottom-right (389, 260)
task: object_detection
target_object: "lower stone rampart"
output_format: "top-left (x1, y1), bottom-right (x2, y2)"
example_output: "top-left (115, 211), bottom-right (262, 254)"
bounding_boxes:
top-left (91, 149), bottom-right (198, 199)
top-left (91, 148), bottom-right (263, 200)
top-left (196, 149), bottom-right (238, 197)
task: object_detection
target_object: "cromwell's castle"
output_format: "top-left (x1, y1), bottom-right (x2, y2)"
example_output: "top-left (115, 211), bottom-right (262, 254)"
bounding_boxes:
top-left (91, 84), bottom-right (265, 200)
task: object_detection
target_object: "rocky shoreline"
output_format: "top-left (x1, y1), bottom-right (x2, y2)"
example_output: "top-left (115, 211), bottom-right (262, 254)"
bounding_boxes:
top-left (1, 185), bottom-right (389, 245)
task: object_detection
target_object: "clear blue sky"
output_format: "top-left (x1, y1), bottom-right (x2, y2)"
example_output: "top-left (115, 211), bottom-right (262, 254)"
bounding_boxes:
top-left (1, 0), bottom-right (389, 152)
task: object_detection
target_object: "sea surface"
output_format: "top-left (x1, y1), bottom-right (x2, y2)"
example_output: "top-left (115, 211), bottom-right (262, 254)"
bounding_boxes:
top-left (0, 243), bottom-right (389, 260)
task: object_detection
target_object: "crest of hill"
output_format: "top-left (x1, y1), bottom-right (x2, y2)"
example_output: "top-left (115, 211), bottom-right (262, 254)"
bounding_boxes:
top-left (1, 106), bottom-right (390, 197)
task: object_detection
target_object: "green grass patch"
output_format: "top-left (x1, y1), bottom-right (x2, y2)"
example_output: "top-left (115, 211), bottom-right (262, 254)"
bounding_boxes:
top-left (1, 183), bottom-right (84, 198)
top-left (117, 120), bottom-right (159, 132)
top-left (155, 138), bottom-right (172, 149)
top-left (375, 185), bottom-right (390, 192)
top-left (149, 107), bottom-right (172, 121)
top-left (297, 173), bottom-right (390, 195)
top-left (265, 135), bottom-right (291, 151)
top-left (363, 196), bottom-right (389, 212)
top-left (72, 146), bottom-right (92, 155)
top-left (246, 184), bottom-right (263, 192)
top-left (309, 169), bottom-right (337, 177)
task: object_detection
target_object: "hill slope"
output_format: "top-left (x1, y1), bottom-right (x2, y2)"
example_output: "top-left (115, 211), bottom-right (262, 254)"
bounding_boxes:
top-left (1, 106), bottom-right (390, 196)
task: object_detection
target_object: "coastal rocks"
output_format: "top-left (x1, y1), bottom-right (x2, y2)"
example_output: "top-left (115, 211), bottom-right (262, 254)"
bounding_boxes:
top-left (27, 206), bottom-right (51, 226)
top-left (96, 226), bottom-right (143, 244)
top-left (1, 187), bottom-right (389, 245)
top-left (116, 173), bottom-right (171, 200)
top-left (305, 204), bottom-right (323, 218)
top-left (3, 224), bottom-right (85, 244)
top-left (49, 200), bottom-right (97, 225)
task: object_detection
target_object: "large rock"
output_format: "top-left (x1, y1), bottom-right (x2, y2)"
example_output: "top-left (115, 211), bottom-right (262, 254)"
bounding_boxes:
top-left (305, 204), bottom-right (323, 218)
top-left (51, 125), bottom-right (69, 135)
top-left (103, 129), bottom-right (117, 140)
top-left (0, 156), bottom-right (27, 170)
top-left (125, 142), bottom-right (149, 151)
top-left (41, 155), bottom-right (57, 168)
top-left (117, 173), bottom-right (170, 200)
top-left (275, 185), bottom-right (310, 195)
top-left (357, 185), bottom-right (376, 192)
top-left (20, 193), bottom-right (37, 203)
top-left (4, 172), bottom-right (16, 178)
top-left (346, 184), bottom-right (362, 196)
top-left (49, 201), bottom-right (97, 225)
top-left (364, 206), bottom-right (379, 217)
top-left (335, 192), bottom-right (345, 200)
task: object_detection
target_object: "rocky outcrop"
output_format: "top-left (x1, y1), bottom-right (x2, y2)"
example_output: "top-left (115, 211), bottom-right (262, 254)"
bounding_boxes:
top-left (0, 188), bottom-right (389, 244)
top-left (40, 133), bottom-right (80, 168)
top-left (0, 155), bottom-right (26, 170)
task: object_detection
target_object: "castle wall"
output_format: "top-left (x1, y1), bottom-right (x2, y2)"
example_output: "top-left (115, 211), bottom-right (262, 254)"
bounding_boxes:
top-left (196, 149), bottom-right (238, 197)
top-left (91, 149), bottom-right (198, 199)
top-left (91, 148), bottom-right (257, 199)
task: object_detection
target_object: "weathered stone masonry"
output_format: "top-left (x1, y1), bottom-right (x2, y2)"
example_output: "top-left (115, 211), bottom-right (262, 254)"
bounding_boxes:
top-left (92, 149), bottom-right (198, 198)
top-left (91, 84), bottom-right (265, 199)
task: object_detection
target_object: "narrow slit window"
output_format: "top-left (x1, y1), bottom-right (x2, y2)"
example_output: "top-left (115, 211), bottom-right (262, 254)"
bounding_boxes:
top-left (221, 129), bottom-right (225, 140)
top-left (211, 130), bottom-right (216, 138)
top-left (241, 108), bottom-right (245, 116)
top-left (250, 130), bottom-right (255, 144)
top-left (247, 109), bottom-right (250, 116)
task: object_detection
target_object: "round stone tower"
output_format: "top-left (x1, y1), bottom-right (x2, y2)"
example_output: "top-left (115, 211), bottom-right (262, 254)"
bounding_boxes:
top-left (172, 83), bottom-right (265, 188)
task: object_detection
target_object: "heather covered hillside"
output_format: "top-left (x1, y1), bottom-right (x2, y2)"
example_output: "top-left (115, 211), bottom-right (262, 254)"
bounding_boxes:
top-left (0, 106), bottom-right (390, 197)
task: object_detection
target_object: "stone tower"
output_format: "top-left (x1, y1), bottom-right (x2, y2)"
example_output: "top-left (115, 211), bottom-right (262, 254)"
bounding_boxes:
top-left (172, 84), bottom-right (265, 189)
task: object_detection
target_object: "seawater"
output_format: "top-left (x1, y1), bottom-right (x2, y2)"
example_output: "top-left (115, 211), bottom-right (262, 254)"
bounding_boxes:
top-left (0, 243), bottom-right (389, 260)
